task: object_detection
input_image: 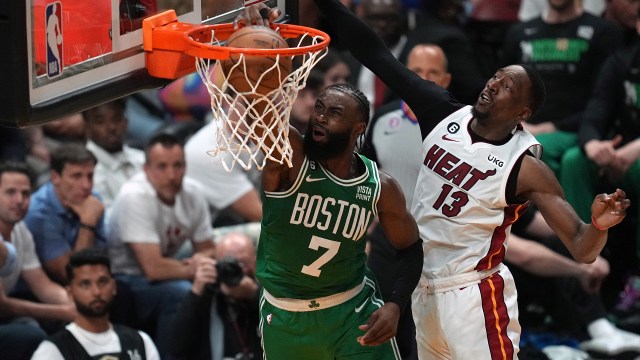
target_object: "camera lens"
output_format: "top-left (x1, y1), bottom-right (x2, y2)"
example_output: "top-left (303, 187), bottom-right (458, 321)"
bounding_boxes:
top-left (216, 256), bottom-right (244, 287)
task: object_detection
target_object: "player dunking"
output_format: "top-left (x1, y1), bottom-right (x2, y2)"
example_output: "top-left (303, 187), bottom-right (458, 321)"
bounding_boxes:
top-left (244, 82), bottom-right (422, 357)
top-left (226, 14), bottom-right (422, 355)
top-left (245, 1), bottom-right (631, 359)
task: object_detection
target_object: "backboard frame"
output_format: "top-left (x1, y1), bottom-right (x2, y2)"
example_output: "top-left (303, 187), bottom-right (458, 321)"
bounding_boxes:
top-left (0, 0), bottom-right (295, 128)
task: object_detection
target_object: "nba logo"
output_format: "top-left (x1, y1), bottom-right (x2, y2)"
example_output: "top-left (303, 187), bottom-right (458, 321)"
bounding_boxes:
top-left (45, 2), bottom-right (63, 78)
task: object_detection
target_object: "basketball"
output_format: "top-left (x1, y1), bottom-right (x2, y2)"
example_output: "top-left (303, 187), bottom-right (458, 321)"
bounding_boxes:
top-left (221, 25), bottom-right (292, 95)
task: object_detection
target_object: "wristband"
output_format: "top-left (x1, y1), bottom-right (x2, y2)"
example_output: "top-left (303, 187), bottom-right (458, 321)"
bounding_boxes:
top-left (591, 216), bottom-right (607, 231)
top-left (79, 223), bottom-right (96, 232)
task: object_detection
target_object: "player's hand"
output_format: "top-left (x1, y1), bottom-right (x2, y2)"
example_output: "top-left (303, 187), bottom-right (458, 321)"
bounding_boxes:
top-left (357, 302), bottom-right (400, 346)
top-left (590, 189), bottom-right (630, 230)
top-left (235, 4), bottom-right (281, 29)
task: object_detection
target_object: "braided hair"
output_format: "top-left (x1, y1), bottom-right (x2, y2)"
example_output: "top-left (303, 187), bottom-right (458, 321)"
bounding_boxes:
top-left (324, 83), bottom-right (370, 150)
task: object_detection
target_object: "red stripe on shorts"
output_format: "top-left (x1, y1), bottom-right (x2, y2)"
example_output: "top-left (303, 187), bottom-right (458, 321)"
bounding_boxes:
top-left (479, 273), bottom-right (515, 360)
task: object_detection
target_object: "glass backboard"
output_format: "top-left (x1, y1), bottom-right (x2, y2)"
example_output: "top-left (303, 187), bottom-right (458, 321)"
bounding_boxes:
top-left (1, 0), bottom-right (294, 127)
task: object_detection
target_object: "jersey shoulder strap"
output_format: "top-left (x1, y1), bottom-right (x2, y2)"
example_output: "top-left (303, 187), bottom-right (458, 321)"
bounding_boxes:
top-left (113, 324), bottom-right (147, 360)
top-left (48, 329), bottom-right (92, 360)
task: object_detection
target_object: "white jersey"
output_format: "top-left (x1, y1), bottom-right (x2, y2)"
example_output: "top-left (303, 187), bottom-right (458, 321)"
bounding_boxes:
top-left (411, 106), bottom-right (541, 279)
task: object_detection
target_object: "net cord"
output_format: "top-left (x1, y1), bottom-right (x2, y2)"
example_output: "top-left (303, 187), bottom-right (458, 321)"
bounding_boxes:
top-left (193, 27), bottom-right (328, 172)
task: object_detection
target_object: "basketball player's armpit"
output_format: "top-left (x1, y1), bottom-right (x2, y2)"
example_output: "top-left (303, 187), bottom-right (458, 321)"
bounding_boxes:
top-left (388, 239), bottom-right (423, 312)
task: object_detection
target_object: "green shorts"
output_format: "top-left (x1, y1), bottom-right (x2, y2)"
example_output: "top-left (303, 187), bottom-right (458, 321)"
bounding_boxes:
top-left (258, 276), bottom-right (401, 360)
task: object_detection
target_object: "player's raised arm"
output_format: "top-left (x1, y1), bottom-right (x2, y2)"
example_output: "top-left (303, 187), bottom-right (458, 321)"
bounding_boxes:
top-left (518, 155), bottom-right (630, 263)
top-left (243, 0), bottom-right (460, 128)
top-left (310, 0), bottom-right (444, 111)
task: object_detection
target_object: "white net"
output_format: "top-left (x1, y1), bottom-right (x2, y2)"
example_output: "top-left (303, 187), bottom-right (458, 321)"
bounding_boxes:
top-left (194, 27), bottom-right (328, 172)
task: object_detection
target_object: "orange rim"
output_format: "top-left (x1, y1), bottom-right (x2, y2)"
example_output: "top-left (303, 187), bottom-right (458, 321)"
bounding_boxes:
top-left (183, 23), bottom-right (331, 60)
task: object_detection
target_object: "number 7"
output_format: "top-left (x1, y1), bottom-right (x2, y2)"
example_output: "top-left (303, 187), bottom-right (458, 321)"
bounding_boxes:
top-left (301, 235), bottom-right (341, 277)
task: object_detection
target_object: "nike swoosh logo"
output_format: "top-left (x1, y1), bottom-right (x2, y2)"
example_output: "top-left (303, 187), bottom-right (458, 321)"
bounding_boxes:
top-left (306, 176), bottom-right (326, 182)
top-left (354, 298), bottom-right (370, 313)
top-left (441, 134), bottom-right (459, 142)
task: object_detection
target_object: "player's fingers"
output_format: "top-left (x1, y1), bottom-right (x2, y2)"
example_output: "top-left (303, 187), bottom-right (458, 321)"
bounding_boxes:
top-left (610, 196), bottom-right (631, 215)
top-left (606, 189), bottom-right (626, 206)
top-left (267, 7), bottom-right (281, 22)
top-left (594, 192), bottom-right (609, 203)
top-left (362, 325), bottom-right (394, 346)
top-left (232, 15), bottom-right (245, 30)
top-left (233, 5), bottom-right (266, 29)
top-left (247, 5), bottom-right (268, 26)
top-left (359, 311), bottom-right (377, 328)
top-left (615, 198), bottom-right (631, 211)
top-left (255, 8), bottom-right (270, 27)
top-left (253, 7), bottom-right (280, 27)
top-left (357, 314), bottom-right (377, 344)
top-left (359, 315), bottom-right (393, 346)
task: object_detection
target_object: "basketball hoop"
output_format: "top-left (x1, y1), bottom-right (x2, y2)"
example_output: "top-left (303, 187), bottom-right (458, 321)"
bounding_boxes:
top-left (143, 10), bottom-right (330, 171)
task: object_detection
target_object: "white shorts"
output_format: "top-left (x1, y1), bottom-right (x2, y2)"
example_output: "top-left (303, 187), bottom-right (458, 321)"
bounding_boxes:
top-left (411, 263), bottom-right (521, 359)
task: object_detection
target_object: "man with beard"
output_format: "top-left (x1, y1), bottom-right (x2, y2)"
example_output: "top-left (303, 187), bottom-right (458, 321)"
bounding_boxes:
top-left (30, 249), bottom-right (160, 360)
top-left (243, 2), bottom-right (631, 359)
top-left (234, 79), bottom-right (422, 358)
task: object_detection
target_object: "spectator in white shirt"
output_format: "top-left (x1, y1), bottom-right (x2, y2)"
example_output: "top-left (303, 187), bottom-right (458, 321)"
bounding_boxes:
top-left (83, 99), bottom-right (144, 210)
top-left (108, 133), bottom-right (215, 359)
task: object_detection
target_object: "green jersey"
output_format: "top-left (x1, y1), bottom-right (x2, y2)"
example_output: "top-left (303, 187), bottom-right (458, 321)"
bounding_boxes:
top-left (257, 154), bottom-right (381, 299)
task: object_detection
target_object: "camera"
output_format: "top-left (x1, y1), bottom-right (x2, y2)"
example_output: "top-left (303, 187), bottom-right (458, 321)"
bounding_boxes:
top-left (216, 256), bottom-right (244, 287)
top-left (205, 256), bottom-right (244, 295)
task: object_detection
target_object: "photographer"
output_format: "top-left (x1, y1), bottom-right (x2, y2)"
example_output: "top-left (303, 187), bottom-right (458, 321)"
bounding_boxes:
top-left (168, 232), bottom-right (262, 360)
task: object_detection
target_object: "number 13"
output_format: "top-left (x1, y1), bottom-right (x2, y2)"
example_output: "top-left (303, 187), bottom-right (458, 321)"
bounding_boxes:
top-left (432, 184), bottom-right (469, 217)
